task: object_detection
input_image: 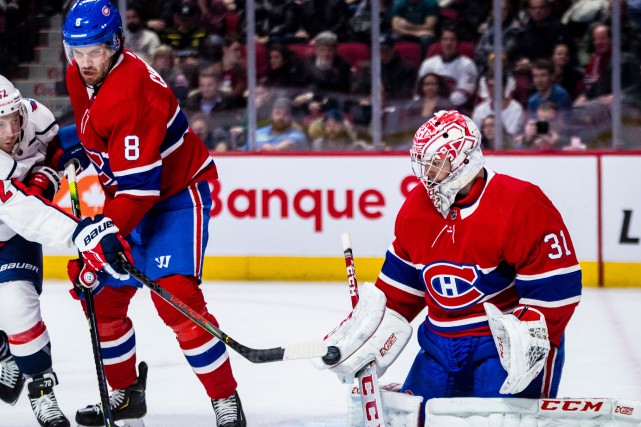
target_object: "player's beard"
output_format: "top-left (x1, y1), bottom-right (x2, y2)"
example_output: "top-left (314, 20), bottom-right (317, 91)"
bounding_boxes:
top-left (79, 57), bottom-right (112, 87)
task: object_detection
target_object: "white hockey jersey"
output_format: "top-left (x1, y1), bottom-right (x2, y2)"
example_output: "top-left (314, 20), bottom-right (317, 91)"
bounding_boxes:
top-left (9, 99), bottom-right (59, 181)
top-left (418, 55), bottom-right (478, 107)
top-left (0, 100), bottom-right (76, 248)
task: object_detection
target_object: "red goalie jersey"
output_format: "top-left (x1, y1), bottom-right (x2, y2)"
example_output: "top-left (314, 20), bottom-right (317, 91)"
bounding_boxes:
top-left (375, 169), bottom-right (582, 348)
top-left (66, 50), bottom-right (218, 236)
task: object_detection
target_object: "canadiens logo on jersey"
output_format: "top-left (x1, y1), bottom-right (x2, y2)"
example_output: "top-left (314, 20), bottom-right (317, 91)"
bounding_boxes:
top-left (423, 262), bottom-right (483, 310)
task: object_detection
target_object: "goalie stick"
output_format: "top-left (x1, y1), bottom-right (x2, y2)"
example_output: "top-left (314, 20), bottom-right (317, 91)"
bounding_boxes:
top-left (65, 161), bottom-right (117, 427)
top-left (118, 254), bottom-right (341, 365)
top-left (341, 232), bottom-right (386, 427)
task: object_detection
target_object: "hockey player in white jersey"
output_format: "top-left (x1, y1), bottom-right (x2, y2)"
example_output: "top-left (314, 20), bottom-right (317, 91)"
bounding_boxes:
top-left (0, 75), bottom-right (133, 427)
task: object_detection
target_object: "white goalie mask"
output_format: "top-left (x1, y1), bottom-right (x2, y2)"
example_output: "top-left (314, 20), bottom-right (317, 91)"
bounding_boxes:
top-left (410, 110), bottom-right (485, 216)
top-left (0, 75), bottom-right (28, 152)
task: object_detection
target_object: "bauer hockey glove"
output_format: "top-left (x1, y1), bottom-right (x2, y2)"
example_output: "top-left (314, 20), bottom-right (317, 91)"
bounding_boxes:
top-left (72, 215), bottom-right (133, 280)
top-left (26, 166), bottom-right (61, 201)
top-left (310, 282), bottom-right (412, 383)
top-left (484, 302), bottom-right (550, 394)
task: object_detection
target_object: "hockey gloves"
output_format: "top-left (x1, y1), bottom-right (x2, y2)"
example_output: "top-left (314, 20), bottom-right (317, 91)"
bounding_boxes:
top-left (72, 214), bottom-right (133, 281)
top-left (310, 283), bottom-right (412, 383)
top-left (484, 302), bottom-right (550, 394)
top-left (46, 124), bottom-right (91, 173)
top-left (26, 166), bottom-right (61, 201)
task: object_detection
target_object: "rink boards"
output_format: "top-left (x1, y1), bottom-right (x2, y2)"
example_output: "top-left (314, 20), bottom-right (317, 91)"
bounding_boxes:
top-left (43, 152), bottom-right (641, 287)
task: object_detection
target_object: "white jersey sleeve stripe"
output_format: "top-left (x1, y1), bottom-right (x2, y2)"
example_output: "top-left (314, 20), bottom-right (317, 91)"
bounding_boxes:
top-left (519, 295), bottom-right (582, 308)
top-left (516, 264), bottom-right (582, 281)
top-left (379, 271), bottom-right (426, 297)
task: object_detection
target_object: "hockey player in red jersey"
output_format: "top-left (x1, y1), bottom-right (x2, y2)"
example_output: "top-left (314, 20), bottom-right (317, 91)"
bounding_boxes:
top-left (62, 0), bottom-right (245, 426)
top-left (314, 110), bottom-right (582, 419)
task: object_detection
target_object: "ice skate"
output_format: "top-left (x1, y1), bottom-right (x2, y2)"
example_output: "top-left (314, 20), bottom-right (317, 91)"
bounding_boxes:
top-left (212, 390), bottom-right (247, 427)
top-left (0, 355), bottom-right (25, 405)
top-left (27, 372), bottom-right (70, 427)
top-left (75, 361), bottom-right (147, 427)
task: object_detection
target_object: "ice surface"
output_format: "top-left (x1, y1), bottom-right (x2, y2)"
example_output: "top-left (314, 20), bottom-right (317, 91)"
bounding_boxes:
top-left (3, 282), bottom-right (641, 426)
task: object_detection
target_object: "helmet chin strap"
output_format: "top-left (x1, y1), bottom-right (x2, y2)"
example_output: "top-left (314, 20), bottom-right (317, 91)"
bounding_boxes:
top-left (429, 148), bottom-right (485, 217)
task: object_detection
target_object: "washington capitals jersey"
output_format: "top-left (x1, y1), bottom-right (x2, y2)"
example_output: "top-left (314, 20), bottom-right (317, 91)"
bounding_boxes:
top-left (0, 150), bottom-right (76, 248)
top-left (10, 98), bottom-right (58, 181)
top-left (66, 50), bottom-right (218, 236)
top-left (375, 169), bottom-right (582, 347)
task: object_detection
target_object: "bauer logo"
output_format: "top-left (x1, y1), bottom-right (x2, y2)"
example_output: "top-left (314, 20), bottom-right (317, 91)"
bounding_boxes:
top-left (615, 406), bottom-right (634, 415)
top-left (379, 333), bottom-right (397, 357)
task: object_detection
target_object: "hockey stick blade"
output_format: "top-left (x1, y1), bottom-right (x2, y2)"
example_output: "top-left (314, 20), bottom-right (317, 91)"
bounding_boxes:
top-left (118, 255), bottom-right (340, 364)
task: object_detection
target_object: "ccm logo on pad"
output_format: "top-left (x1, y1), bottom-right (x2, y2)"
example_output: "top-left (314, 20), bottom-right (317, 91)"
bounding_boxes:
top-left (540, 400), bottom-right (605, 412)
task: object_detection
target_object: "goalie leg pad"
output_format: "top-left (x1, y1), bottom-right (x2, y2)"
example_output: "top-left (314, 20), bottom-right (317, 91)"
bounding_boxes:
top-left (348, 384), bottom-right (424, 427)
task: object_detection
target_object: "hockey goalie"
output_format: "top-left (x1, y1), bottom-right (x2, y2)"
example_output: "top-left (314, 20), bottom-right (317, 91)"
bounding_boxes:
top-left (312, 111), bottom-right (585, 425)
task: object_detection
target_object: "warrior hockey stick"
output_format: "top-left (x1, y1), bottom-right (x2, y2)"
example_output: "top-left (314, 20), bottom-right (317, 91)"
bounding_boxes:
top-left (341, 232), bottom-right (386, 427)
top-left (118, 254), bottom-right (341, 365)
top-left (65, 162), bottom-right (117, 427)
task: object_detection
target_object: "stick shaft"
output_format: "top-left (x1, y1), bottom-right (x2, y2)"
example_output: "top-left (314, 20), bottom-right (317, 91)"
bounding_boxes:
top-left (340, 232), bottom-right (386, 427)
top-left (119, 255), bottom-right (334, 363)
top-left (65, 162), bottom-right (116, 427)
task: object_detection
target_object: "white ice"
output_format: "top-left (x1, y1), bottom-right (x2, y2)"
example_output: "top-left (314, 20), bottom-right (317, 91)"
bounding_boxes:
top-left (3, 282), bottom-right (641, 426)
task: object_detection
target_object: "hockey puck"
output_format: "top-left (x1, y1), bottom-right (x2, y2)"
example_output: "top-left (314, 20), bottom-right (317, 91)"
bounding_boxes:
top-left (322, 345), bottom-right (341, 365)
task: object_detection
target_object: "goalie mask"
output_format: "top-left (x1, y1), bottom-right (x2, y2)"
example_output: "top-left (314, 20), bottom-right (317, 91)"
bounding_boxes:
top-left (0, 75), bottom-right (27, 154)
top-left (410, 110), bottom-right (484, 216)
top-left (62, 0), bottom-right (123, 86)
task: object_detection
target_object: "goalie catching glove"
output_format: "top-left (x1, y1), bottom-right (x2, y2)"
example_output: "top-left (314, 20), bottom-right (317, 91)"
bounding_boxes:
top-left (72, 214), bottom-right (133, 281)
top-left (484, 302), bottom-right (550, 394)
top-left (310, 282), bottom-right (412, 383)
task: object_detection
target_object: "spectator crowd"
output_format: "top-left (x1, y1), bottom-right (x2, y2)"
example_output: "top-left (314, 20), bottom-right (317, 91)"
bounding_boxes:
top-left (4, 0), bottom-right (641, 150)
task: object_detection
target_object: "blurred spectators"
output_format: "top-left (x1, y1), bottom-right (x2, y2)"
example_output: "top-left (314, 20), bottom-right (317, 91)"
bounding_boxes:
top-left (240, 0), bottom-right (299, 45)
top-left (125, 3), bottom-right (162, 64)
top-left (418, 26), bottom-right (478, 112)
top-left (527, 59), bottom-right (572, 117)
top-left (475, 0), bottom-right (522, 74)
top-left (517, 0), bottom-right (572, 62)
top-left (190, 112), bottom-right (231, 151)
top-left (391, 0), bottom-right (439, 57)
top-left (574, 24), bottom-right (641, 107)
top-left (346, 0), bottom-right (394, 43)
top-left (300, 31), bottom-right (352, 93)
top-left (294, 0), bottom-right (351, 43)
top-left (576, 0), bottom-right (641, 67)
top-left (573, 23), bottom-right (641, 146)
top-left (480, 114), bottom-right (511, 150)
top-left (352, 34), bottom-right (418, 100)
top-left (310, 109), bottom-right (369, 150)
top-left (163, 2), bottom-right (210, 72)
top-left (264, 43), bottom-right (306, 88)
top-left (514, 102), bottom-right (566, 150)
top-left (230, 80), bottom-right (275, 149)
top-left (550, 42), bottom-right (583, 100)
top-left (220, 33), bottom-right (247, 104)
top-left (472, 69), bottom-right (524, 137)
top-left (249, 97), bottom-right (309, 151)
top-left (406, 72), bottom-right (454, 122)
top-left (184, 69), bottom-right (243, 126)
top-left (380, 34), bottom-right (418, 100)
top-left (195, 0), bottom-right (229, 37)
top-left (151, 44), bottom-right (191, 103)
